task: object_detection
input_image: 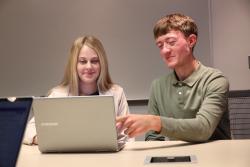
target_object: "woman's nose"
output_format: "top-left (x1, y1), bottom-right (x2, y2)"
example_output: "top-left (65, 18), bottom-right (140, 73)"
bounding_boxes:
top-left (86, 61), bottom-right (92, 68)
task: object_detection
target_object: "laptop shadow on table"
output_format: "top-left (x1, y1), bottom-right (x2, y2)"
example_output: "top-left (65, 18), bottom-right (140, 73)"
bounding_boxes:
top-left (128, 140), bottom-right (215, 151)
top-left (42, 151), bottom-right (120, 155)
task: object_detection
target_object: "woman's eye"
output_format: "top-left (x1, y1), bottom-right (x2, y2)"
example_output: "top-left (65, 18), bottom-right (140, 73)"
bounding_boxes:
top-left (91, 59), bottom-right (99, 64)
top-left (79, 60), bottom-right (87, 64)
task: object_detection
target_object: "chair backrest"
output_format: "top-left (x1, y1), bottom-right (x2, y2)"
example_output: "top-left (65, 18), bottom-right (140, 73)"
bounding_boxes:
top-left (228, 90), bottom-right (250, 139)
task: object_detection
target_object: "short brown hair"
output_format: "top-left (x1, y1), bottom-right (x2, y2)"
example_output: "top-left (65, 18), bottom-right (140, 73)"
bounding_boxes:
top-left (153, 13), bottom-right (198, 39)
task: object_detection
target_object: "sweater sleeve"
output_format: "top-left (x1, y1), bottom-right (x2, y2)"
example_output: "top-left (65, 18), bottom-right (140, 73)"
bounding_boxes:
top-left (22, 88), bottom-right (61, 145)
top-left (160, 75), bottom-right (229, 142)
top-left (22, 117), bottom-right (36, 145)
top-left (113, 85), bottom-right (135, 142)
top-left (145, 80), bottom-right (166, 141)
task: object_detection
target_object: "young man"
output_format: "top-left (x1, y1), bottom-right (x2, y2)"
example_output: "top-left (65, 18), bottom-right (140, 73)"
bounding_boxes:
top-left (116, 13), bottom-right (231, 142)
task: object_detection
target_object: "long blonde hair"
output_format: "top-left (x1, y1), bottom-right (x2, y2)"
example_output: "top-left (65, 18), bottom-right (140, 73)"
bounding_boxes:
top-left (53, 35), bottom-right (113, 95)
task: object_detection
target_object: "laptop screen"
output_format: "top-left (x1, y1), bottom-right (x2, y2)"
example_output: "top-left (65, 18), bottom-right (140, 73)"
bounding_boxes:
top-left (0, 97), bottom-right (32, 167)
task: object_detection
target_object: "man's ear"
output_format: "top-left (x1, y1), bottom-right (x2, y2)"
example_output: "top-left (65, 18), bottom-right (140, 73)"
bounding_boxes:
top-left (188, 34), bottom-right (197, 48)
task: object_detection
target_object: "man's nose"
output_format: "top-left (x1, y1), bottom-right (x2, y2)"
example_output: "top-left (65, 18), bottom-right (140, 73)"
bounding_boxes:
top-left (161, 43), bottom-right (171, 53)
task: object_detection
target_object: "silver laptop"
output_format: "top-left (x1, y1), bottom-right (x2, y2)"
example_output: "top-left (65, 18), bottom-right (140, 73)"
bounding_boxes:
top-left (0, 97), bottom-right (33, 167)
top-left (32, 95), bottom-right (124, 153)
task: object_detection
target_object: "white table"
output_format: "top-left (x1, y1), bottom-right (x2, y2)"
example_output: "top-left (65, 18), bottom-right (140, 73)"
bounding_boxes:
top-left (17, 140), bottom-right (250, 167)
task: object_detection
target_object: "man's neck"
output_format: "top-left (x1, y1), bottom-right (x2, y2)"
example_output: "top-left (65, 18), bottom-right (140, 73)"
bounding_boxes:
top-left (175, 58), bottom-right (199, 81)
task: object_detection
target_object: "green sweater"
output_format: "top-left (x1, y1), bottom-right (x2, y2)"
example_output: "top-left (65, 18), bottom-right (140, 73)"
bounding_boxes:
top-left (145, 62), bottom-right (231, 142)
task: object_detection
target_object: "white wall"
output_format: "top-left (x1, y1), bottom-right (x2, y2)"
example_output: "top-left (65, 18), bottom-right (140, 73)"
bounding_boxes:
top-left (210, 0), bottom-right (250, 90)
top-left (0, 0), bottom-right (211, 99)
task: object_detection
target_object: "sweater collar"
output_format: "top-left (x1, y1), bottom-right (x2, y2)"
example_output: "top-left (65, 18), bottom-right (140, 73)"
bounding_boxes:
top-left (171, 61), bottom-right (204, 87)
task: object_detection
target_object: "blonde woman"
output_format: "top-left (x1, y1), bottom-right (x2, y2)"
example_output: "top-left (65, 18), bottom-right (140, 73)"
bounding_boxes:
top-left (23, 35), bottom-right (131, 145)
